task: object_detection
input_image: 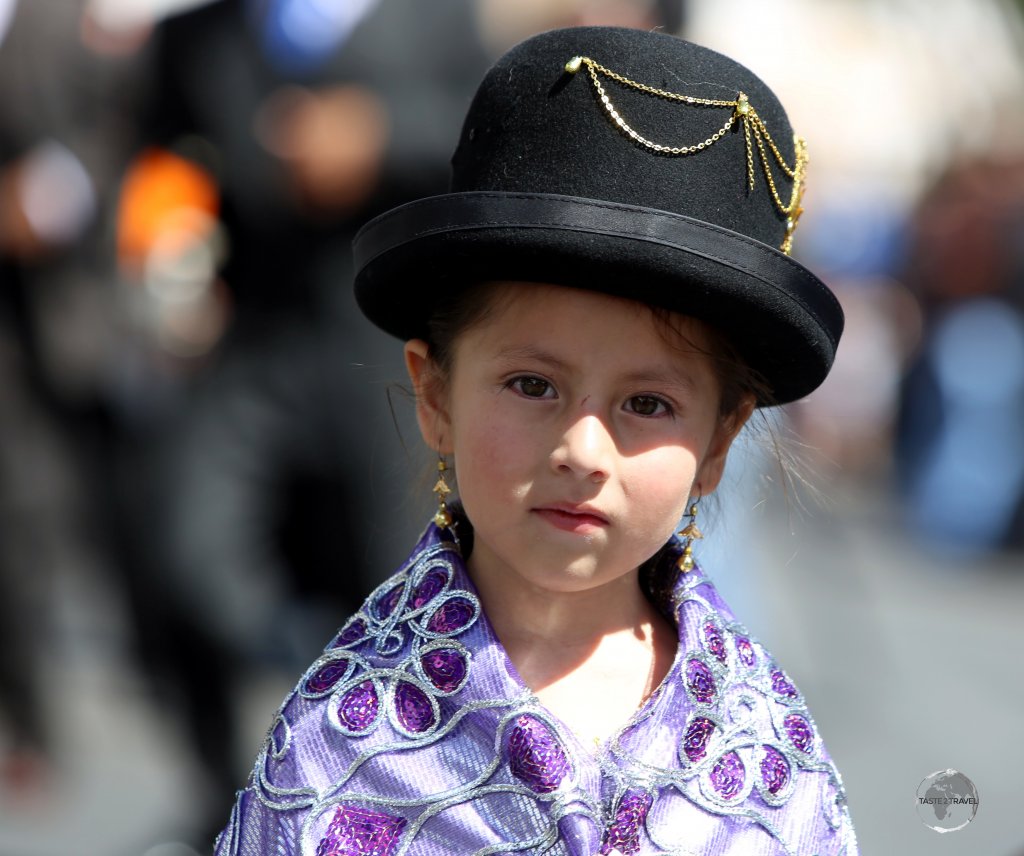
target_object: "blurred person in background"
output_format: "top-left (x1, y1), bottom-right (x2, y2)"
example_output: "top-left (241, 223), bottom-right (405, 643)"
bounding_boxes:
top-left (895, 157), bottom-right (1024, 556)
top-left (126, 0), bottom-right (494, 833)
top-left (0, 0), bottom-right (151, 790)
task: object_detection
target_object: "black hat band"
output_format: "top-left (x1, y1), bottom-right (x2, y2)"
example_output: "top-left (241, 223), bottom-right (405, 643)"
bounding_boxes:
top-left (353, 190), bottom-right (839, 349)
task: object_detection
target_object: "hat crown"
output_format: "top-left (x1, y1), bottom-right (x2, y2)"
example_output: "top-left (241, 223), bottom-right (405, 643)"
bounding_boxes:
top-left (352, 26), bottom-right (843, 405)
top-left (451, 27), bottom-right (800, 252)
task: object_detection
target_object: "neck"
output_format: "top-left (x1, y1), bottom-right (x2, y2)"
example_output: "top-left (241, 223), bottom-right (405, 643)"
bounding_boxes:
top-left (466, 551), bottom-right (675, 697)
top-left (473, 565), bottom-right (655, 646)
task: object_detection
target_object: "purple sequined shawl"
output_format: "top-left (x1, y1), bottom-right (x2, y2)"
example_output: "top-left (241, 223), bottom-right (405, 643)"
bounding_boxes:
top-left (215, 519), bottom-right (858, 855)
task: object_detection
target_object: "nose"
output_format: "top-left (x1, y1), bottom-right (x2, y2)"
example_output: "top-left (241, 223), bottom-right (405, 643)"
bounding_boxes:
top-left (551, 411), bottom-right (614, 483)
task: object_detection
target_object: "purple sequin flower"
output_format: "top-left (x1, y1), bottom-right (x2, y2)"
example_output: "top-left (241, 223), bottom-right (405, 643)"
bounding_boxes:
top-left (703, 622), bottom-right (727, 663)
top-left (392, 681), bottom-right (436, 734)
top-left (760, 745), bottom-right (790, 796)
top-left (507, 715), bottom-right (570, 794)
top-left (411, 569), bottom-right (447, 609)
top-left (315, 804), bottom-right (406, 856)
top-left (681, 716), bottom-right (716, 763)
top-left (425, 597), bottom-right (476, 635)
top-left (735, 636), bottom-right (756, 667)
top-left (685, 659), bottom-right (716, 704)
top-left (337, 681), bottom-right (380, 733)
top-left (600, 789), bottom-right (653, 854)
top-left (770, 669), bottom-right (799, 700)
top-left (784, 714), bottom-right (814, 754)
top-left (332, 618), bottom-right (367, 648)
top-left (420, 648), bottom-right (468, 694)
top-left (709, 751), bottom-right (745, 800)
top-left (305, 658), bottom-right (352, 695)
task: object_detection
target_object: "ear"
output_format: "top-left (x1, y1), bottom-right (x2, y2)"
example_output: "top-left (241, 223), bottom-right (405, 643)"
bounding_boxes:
top-left (404, 339), bottom-right (453, 454)
top-left (694, 395), bottom-right (756, 495)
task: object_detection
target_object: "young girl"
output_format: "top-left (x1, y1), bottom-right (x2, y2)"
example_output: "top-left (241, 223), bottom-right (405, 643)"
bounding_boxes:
top-left (215, 26), bottom-right (858, 855)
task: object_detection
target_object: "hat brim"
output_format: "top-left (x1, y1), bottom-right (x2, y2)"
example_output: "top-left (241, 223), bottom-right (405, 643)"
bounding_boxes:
top-left (353, 191), bottom-right (843, 405)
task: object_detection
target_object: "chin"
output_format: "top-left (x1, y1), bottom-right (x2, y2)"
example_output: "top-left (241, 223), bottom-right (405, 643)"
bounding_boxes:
top-left (529, 555), bottom-right (632, 593)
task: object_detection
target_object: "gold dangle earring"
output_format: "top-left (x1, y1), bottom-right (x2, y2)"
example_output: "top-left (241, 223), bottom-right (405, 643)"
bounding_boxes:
top-left (676, 492), bottom-right (703, 573)
top-left (433, 454), bottom-right (453, 528)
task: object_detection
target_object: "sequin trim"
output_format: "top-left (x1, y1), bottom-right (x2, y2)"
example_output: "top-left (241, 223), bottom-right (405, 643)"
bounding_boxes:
top-left (684, 658), bottom-right (717, 704)
top-left (301, 652), bottom-right (359, 699)
top-left (317, 546), bottom-right (480, 741)
top-left (702, 620), bottom-right (728, 664)
top-left (507, 714), bottom-right (572, 794)
top-left (664, 547), bottom-right (843, 835)
top-left (709, 751), bottom-right (746, 800)
top-left (314, 804), bottom-right (406, 856)
top-left (758, 744), bottom-right (793, 805)
top-left (680, 715), bottom-right (717, 764)
top-left (416, 640), bottom-right (471, 695)
top-left (600, 789), bottom-right (653, 854)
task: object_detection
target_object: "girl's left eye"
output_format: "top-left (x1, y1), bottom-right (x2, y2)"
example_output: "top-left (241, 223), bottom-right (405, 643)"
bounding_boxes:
top-left (625, 395), bottom-right (671, 417)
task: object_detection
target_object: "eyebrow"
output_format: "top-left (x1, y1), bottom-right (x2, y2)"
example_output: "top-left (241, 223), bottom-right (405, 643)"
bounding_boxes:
top-left (492, 345), bottom-right (700, 394)
top-left (619, 369), bottom-right (699, 395)
top-left (492, 345), bottom-right (570, 371)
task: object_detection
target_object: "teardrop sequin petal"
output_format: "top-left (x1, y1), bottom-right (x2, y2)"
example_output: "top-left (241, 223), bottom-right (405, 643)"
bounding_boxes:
top-left (735, 636), bottom-right (756, 667)
top-left (507, 715), bottom-right (570, 794)
top-left (425, 597), bottom-right (477, 635)
top-left (411, 569), bottom-right (448, 609)
top-left (784, 714), bottom-right (815, 753)
top-left (336, 680), bottom-right (380, 733)
top-left (685, 659), bottom-right (716, 703)
top-left (703, 622), bottom-right (727, 663)
top-left (304, 658), bottom-right (351, 695)
top-left (316, 804), bottom-right (406, 856)
top-left (420, 648), bottom-right (468, 694)
top-left (760, 745), bottom-right (791, 795)
top-left (393, 681), bottom-right (436, 734)
top-left (771, 669), bottom-right (799, 700)
top-left (331, 618), bottom-right (367, 648)
top-left (709, 751), bottom-right (745, 800)
top-left (681, 716), bottom-right (716, 763)
top-left (376, 584), bottom-right (405, 619)
top-left (599, 789), bottom-right (653, 855)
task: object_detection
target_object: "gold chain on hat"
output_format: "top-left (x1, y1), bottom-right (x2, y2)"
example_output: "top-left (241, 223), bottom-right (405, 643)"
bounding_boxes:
top-left (565, 56), bottom-right (808, 254)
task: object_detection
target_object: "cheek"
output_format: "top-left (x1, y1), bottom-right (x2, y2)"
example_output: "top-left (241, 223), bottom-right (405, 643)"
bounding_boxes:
top-left (624, 445), bottom-right (700, 520)
top-left (451, 401), bottom-right (539, 498)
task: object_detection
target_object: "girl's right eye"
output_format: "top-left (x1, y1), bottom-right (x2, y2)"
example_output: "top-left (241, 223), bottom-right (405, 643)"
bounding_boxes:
top-left (509, 376), bottom-right (554, 398)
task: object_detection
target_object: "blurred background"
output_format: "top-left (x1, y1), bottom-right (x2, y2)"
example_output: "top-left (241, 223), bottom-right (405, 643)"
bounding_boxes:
top-left (0, 0), bottom-right (1022, 854)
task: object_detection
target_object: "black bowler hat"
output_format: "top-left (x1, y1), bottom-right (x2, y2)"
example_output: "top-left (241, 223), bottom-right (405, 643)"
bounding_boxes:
top-left (353, 26), bottom-right (842, 404)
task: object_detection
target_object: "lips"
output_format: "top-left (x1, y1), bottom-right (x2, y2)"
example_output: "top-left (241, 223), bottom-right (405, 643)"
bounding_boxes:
top-left (531, 502), bottom-right (610, 533)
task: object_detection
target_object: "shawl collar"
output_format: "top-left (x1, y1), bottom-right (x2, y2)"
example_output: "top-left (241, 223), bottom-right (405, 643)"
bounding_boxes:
top-left (216, 516), bottom-right (858, 855)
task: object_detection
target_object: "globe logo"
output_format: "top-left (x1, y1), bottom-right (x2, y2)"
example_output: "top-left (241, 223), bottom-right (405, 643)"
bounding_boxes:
top-left (915, 769), bottom-right (979, 832)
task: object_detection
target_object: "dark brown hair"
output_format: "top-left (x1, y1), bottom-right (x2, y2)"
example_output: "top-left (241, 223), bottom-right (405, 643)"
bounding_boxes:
top-left (424, 281), bottom-right (774, 426)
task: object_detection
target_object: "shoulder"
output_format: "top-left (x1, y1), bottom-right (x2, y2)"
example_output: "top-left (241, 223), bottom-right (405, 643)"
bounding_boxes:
top-left (636, 566), bottom-right (858, 854)
top-left (215, 537), bottom-right (492, 854)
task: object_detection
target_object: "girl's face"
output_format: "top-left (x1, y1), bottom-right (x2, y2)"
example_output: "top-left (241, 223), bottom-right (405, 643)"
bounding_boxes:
top-left (406, 283), bottom-right (751, 596)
